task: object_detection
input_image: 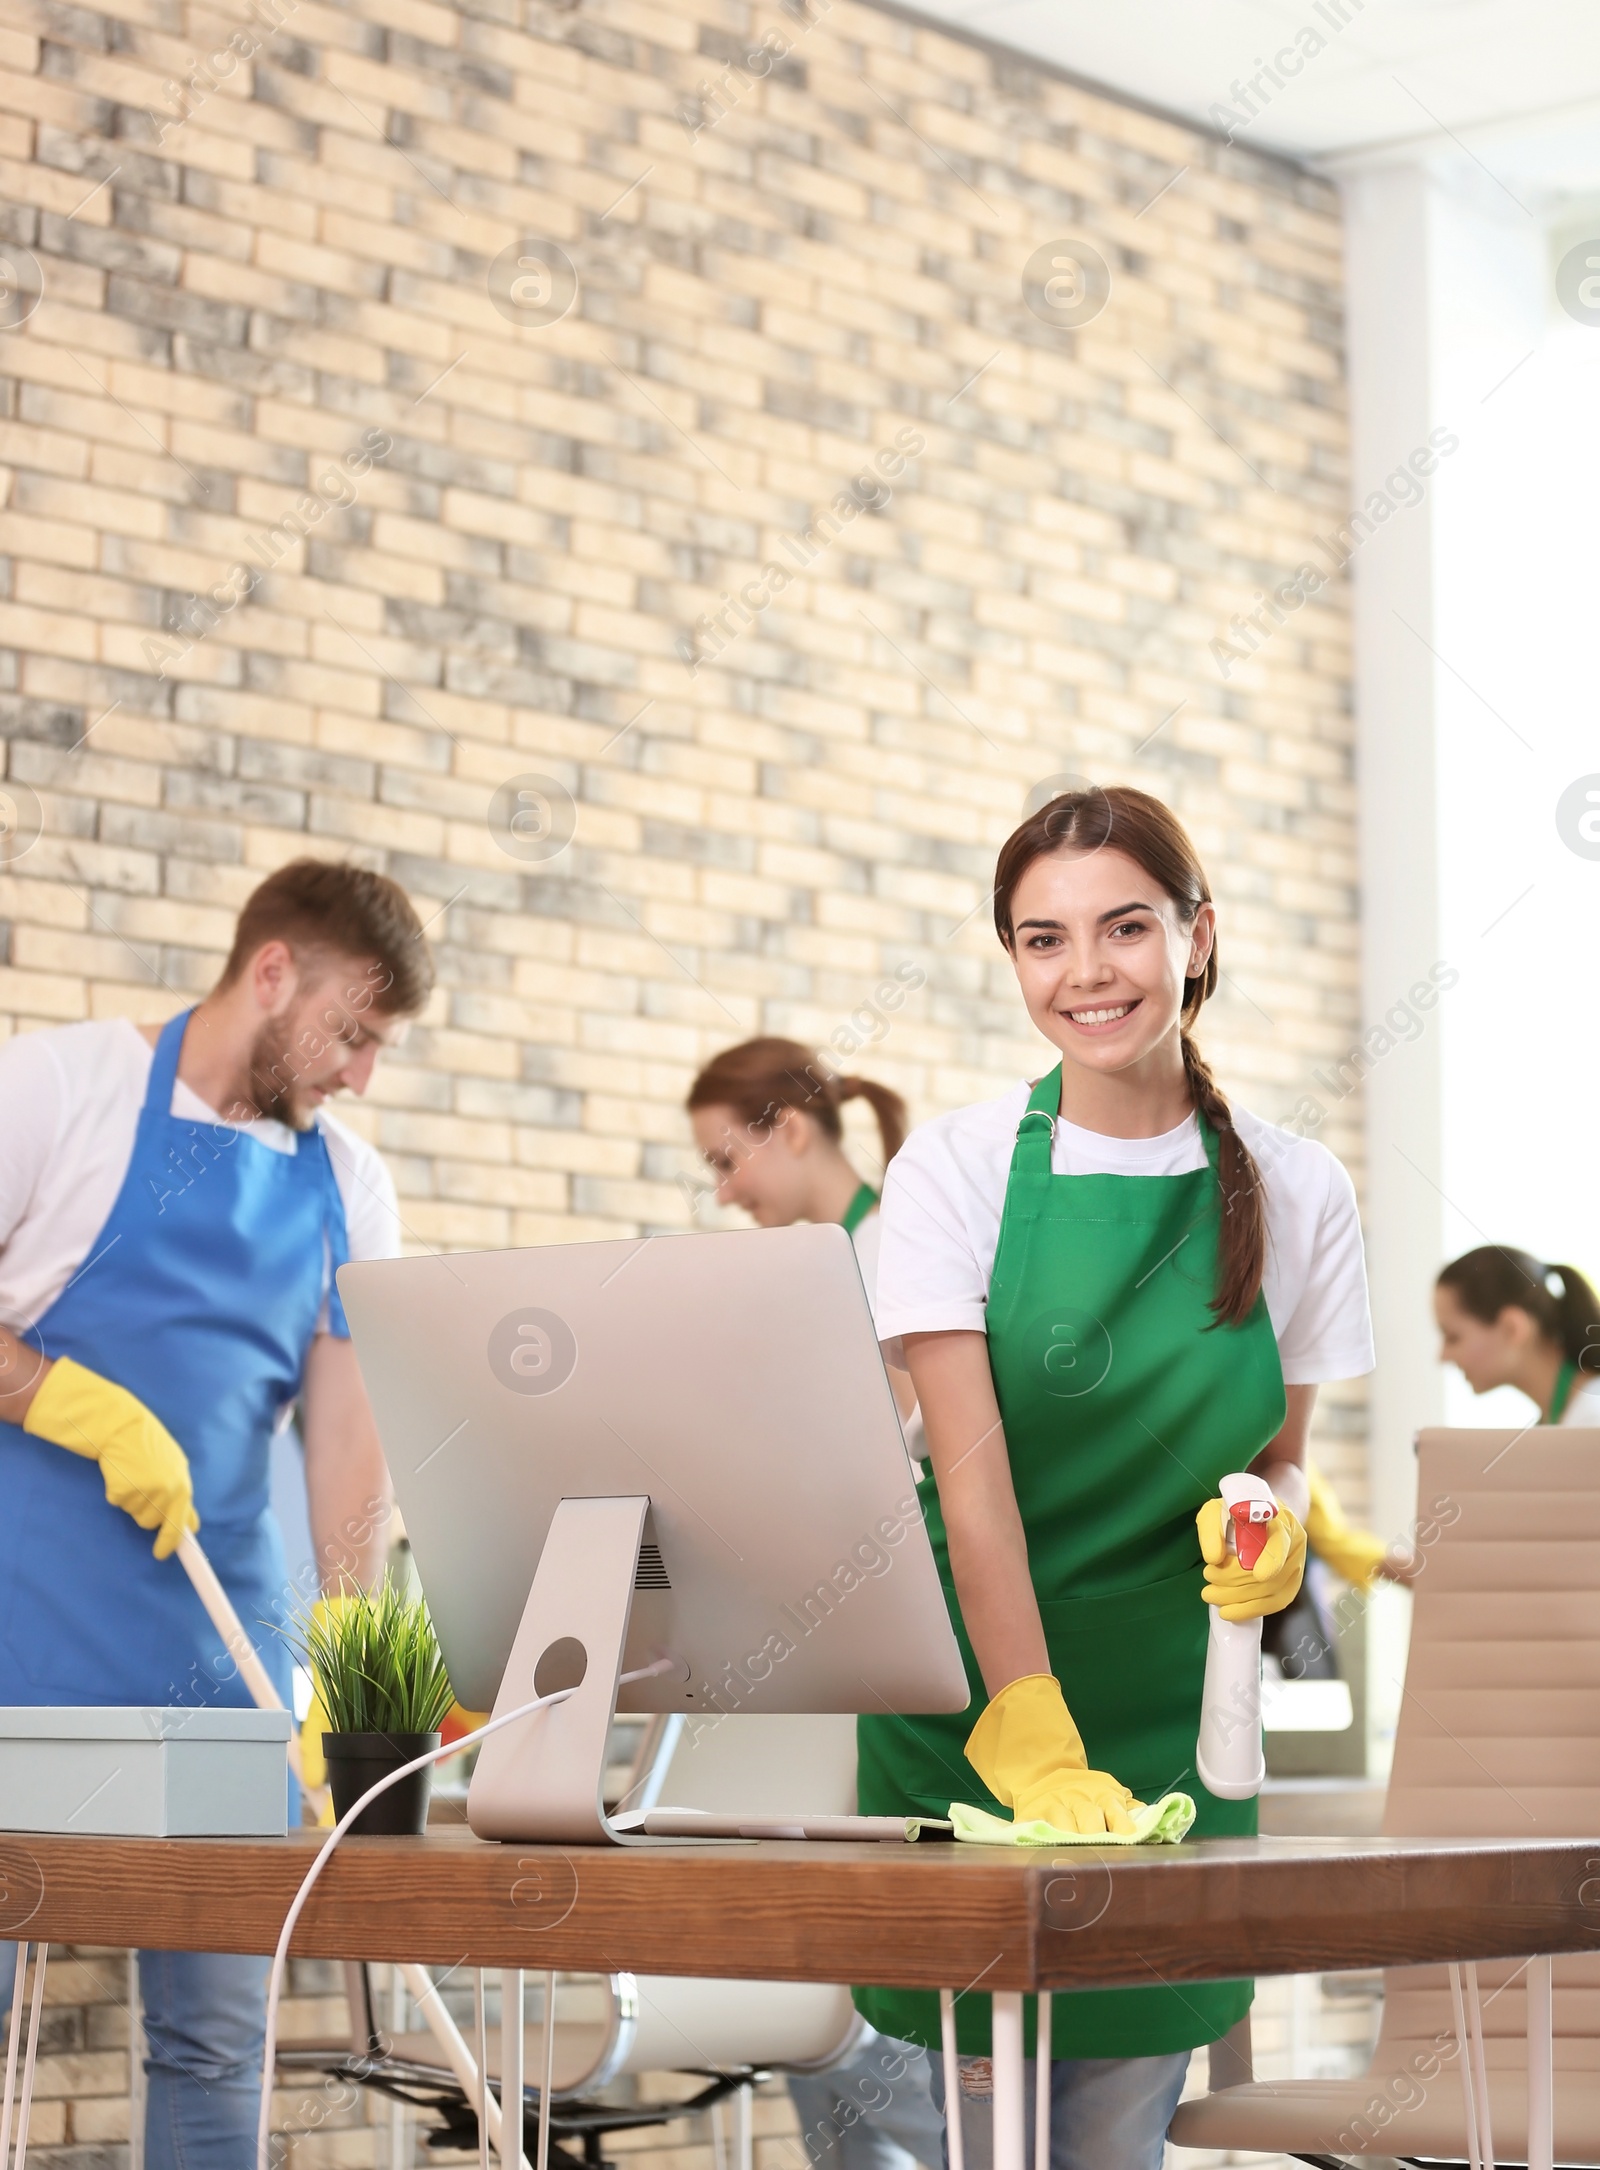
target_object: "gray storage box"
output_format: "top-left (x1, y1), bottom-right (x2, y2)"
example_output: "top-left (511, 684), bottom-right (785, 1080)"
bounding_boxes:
top-left (0, 1707), bottom-right (291, 1836)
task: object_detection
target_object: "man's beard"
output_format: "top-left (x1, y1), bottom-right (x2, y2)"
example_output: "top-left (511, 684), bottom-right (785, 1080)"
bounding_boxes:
top-left (244, 1019), bottom-right (313, 1130)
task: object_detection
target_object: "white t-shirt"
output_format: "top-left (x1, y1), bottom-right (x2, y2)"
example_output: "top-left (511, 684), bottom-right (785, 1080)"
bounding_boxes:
top-left (850, 1202), bottom-right (930, 1460)
top-left (1561, 1375), bottom-right (1600, 1426)
top-left (849, 1203), bottom-right (883, 1307)
top-left (0, 1018), bottom-right (399, 1335)
top-left (873, 1082), bottom-right (1375, 1385)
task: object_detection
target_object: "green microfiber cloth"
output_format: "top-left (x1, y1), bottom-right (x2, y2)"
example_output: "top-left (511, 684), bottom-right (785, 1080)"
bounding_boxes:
top-left (907, 1792), bottom-right (1196, 1846)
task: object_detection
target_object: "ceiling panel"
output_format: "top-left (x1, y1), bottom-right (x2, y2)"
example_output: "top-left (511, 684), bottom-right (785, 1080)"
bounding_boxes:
top-left (891, 0), bottom-right (1600, 173)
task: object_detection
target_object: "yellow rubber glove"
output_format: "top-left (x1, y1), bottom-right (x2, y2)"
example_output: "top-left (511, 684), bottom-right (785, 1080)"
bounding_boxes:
top-left (1303, 1463), bottom-right (1388, 1589)
top-left (24, 1355), bottom-right (198, 1560)
top-left (1198, 1493), bottom-right (1308, 1623)
top-left (965, 1673), bottom-right (1144, 1837)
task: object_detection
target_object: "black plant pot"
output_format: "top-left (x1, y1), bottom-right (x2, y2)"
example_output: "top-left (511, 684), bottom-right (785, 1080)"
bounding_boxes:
top-left (322, 1731), bottom-right (440, 1834)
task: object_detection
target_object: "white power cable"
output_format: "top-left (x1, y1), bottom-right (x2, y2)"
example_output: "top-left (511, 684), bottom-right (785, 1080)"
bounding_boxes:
top-left (256, 1657), bottom-right (676, 2170)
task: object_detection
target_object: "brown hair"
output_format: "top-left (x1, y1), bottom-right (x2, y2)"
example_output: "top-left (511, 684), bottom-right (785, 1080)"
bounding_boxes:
top-left (686, 1036), bottom-right (908, 1168)
top-left (219, 858), bottom-right (434, 1016)
top-left (993, 785), bottom-right (1265, 1329)
top-left (1437, 1246), bottom-right (1600, 1373)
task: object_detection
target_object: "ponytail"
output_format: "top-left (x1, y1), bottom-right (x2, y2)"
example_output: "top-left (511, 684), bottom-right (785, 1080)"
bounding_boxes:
top-left (686, 1036), bottom-right (908, 1172)
top-left (835, 1074), bottom-right (907, 1163)
top-left (1553, 1267), bottom-right (1600, 1373)
top-left (1438, 1247), bottom-right (1600, 1373)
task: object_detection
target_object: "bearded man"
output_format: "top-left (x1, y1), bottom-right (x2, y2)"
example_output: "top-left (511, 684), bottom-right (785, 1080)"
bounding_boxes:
top-left (0, 857), bottom-right (431, 2170)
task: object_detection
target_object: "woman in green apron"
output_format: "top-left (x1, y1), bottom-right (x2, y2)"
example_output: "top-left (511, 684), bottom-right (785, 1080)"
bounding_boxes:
top-left (858, 786), bottom-right (1374, 2170)
top-left (686, 1036), bottom-right (917, 1427)
top-left (1435, 1245), bottom-right (1600, 1425)
top-left (688, 1038), bottom-right (938, 2170)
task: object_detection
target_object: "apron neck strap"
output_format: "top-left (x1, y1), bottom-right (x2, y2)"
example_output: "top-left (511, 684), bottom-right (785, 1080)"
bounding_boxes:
top-left (1012, 1069), bottom-right (1222, 1182)
top-left (840, 1183), bottom-right (878, 1236)
top-left (145, 1009), bottom-right (196, 1115)
top-left (1008, 1068), bottom-right (1061, 1192)
top-left (1550, 1358), bottom-right (1578, 1425)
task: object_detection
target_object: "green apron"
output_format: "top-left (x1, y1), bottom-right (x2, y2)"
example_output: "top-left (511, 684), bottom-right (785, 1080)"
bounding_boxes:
top-left (1549, 1359), bottom-right (1577, 1424)
top-left (856, 1067), bottom-right (1287, 2059)
top-left (841, 1183), bottom-right (879, 1237)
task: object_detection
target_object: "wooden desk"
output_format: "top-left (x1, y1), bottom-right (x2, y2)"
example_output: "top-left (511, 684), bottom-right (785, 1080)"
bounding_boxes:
top-left (4, 1830), bottom-right (1593, 2170)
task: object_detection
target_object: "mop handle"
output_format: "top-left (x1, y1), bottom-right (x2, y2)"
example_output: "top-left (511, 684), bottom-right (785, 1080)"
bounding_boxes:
top-left (176, 1532), bottom-right (304, 1782)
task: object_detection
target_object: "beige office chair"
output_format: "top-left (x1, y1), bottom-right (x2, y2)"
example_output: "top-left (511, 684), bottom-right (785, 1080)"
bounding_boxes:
top-left (1170, 1429), bottom-right (1600, 2167)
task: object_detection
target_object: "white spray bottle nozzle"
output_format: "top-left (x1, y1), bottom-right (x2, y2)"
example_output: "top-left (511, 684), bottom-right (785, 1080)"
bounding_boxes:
top-left (1216, 1470), bottom-right (1278, 1569)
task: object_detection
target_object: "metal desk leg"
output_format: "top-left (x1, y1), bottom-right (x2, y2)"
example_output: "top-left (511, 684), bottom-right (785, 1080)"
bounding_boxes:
top-left (1527, 1955), bottom-right (1553, 2170)
top-left (388, 1965), bottom-right (410, 2170)
top-left (1033, 1993), bottom-right (1051, 2170)
top-left (7, 1942), bottom-right (47, 2170)
top-left (499, 1973), bottom-right (523, 2170)
top-left (128, 1950), bottom-right (145, 2170)
top-left (535, 1972), bottom-right (554, 2170)
top-left (939, 1989), bottom-right (964, 2170)
top-left (400, 1967), bottom-right (531, 2170)
top-left (1449, 1963), bottom-right (1485, 2170)
top-left (992, 1992), bottom-right (1026, 2170)
top-left (0, 1944), bottom-right (29, 2170)
top-left (474, 1974), bottom-right (490, 2170)
top-left (734, 2080), bottom-right (752, 2170)
top-left (1465, 1963), bottom-right (1497, 2170)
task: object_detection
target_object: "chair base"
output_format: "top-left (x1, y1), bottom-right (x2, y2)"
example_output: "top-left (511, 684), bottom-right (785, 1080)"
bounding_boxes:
top-left (279, 2045), bottom-right (758, 2170)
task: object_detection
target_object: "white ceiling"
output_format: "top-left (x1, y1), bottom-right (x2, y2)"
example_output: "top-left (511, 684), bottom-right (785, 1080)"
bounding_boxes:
top-left (889, 0), bottom-right (1600, 191)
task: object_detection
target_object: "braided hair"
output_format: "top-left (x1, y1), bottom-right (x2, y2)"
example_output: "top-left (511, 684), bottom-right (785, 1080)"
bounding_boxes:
top-left (992, 785), bottom-right (1267, 1329)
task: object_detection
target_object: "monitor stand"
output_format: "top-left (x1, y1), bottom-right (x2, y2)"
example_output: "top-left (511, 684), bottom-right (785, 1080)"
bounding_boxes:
top-left (468, 1494), bottom-right (663, 1846)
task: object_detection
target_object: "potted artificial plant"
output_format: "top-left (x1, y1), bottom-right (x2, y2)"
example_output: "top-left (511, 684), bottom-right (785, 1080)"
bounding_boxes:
top-left (295, 1580), bottom-right (456, 1834)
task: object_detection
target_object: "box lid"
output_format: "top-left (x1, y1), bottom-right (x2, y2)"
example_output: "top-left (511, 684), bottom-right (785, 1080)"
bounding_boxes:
top-left (0, 1706), bottom-right (292, 1742)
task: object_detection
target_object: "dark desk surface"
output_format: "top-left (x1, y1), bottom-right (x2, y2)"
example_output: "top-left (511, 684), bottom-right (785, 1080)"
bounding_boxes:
top-left (3, 1830), bottom-right (1595, 1991)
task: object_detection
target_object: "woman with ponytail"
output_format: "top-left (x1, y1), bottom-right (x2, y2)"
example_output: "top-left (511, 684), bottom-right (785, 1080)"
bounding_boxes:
top-left (686, 1038), bottom-right (916, 1421)
top-left (1436, 1246), bottom-right (1600, 1423)
top-left (685, 1038), bottom-right (941, 2170)
top-left (857, 785), bottom-right (1374, 2169)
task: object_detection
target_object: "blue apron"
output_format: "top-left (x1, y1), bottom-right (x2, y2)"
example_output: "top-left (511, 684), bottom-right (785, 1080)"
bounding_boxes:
top-left (0, 1009), bottom-right (350, 1713)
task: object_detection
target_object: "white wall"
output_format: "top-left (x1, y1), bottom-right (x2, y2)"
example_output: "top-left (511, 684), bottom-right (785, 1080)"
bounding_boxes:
top-left (1338, 140), bottom-right (1600, 1755)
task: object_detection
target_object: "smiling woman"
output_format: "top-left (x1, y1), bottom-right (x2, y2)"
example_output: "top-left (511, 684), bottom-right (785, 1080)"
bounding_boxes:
top-left (853, 784), bottom-right (1375, 2170)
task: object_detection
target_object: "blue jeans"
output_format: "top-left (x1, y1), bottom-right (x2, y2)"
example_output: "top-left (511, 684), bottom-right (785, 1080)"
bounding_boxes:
top-left (0, 1941), bottom-right (270, 2170)
top-left (930, 2047), bottom-right (1190, 2170)
top-left (788, 2031), bottom-right (945, 2170)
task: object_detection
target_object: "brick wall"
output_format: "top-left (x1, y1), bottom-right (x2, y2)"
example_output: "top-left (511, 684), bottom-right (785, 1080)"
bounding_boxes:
top-left (0, 12), bottom-right (1388, 2160)
top-left (0, 0), bottom-right (1370, 1483)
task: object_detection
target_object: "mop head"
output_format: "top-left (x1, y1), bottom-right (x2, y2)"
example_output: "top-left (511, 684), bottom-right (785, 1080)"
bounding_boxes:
top-left (908, 1793), bottom-right (1197, 1846)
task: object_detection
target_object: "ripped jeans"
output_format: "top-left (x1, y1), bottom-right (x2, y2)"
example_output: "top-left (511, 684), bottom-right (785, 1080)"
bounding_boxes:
top-left (929, 2046), bottom-right (1190, 2170)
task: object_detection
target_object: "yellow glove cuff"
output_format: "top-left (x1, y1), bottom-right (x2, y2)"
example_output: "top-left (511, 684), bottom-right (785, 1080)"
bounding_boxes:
top-left (964, 1673), bottom-right (1087, 1806)
top-left (1311, 1525), bottom-right (1387, 1588)
top-left (23, 1355), bottom-right (107, 1455)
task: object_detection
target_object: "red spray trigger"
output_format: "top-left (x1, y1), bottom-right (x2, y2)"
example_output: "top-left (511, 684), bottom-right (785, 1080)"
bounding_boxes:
top-left (1230, 1497), bottom-right (1278, 1571)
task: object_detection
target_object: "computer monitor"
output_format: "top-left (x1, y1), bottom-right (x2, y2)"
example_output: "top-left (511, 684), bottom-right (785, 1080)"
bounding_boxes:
top-left (338, 1224), bottom-right (969, 1841)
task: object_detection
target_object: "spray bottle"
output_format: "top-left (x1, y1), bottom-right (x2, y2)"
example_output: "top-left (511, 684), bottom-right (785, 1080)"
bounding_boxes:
top-left (1195, 1470), bottom-right (1278, 1801)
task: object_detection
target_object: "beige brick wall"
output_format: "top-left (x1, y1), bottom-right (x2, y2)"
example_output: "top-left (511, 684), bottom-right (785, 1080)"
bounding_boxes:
top-left (0, 0), bottom-right (1371, 1491)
